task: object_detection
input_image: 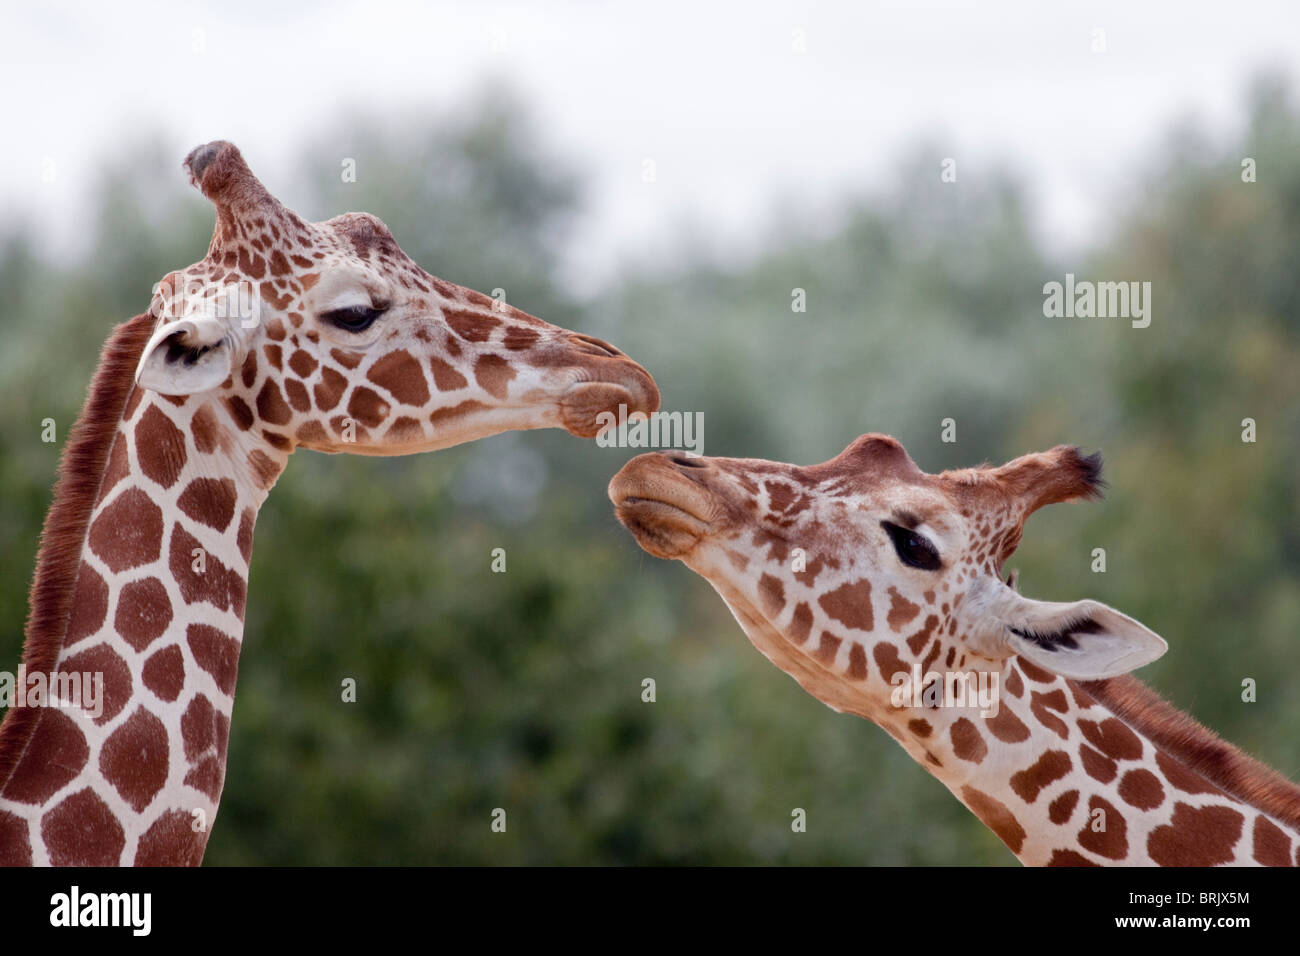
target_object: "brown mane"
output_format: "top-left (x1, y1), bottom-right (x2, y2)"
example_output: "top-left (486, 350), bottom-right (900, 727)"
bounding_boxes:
top-left (1076, 674), bottom-right (1300, 831)
top-left (0, 312), bottom-right (155, 791)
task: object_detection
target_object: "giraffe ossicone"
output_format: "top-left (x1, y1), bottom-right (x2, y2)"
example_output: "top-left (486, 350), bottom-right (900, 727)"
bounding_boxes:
top-left (0, 140), bottom-right (659, 866)
top-left (610, 435), bottom-right (1300, 866)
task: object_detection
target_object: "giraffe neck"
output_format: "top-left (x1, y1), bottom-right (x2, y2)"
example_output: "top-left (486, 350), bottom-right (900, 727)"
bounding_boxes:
top-left (0, 314), bottom-right (285, 865)
top-left (883, 658), bottom-right (1300, 866)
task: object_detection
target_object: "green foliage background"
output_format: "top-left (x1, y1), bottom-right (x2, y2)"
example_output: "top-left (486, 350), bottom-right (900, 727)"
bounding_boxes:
top-left (1, 80), bottom-right (1296, 865)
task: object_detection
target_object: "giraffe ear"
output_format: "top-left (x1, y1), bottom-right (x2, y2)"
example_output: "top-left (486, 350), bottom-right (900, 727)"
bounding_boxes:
top-left (967, 579), bottom-right (1167, 679)
top-left (135, 317), bottom-right (235, 396)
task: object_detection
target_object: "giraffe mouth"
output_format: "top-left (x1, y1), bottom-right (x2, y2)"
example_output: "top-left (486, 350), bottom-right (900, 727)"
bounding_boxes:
top-left (608, 460), bottom-right (714, 559)
top-left (559, 381), bottom-right (648, 438)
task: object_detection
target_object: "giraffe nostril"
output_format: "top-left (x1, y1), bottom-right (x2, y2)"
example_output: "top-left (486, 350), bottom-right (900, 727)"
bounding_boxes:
top-left (568, 333), bottom-right (623, 358)
top-left (668, 454), bottom-right (707, 469)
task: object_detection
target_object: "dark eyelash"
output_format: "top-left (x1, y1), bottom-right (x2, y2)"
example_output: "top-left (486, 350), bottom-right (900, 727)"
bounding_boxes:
top-left (1009, 618), bottom-right (1103, 652)
top-left (321, 305), bottom-right (383, 332)
top-left (881, 521), bottom-right (941, 572)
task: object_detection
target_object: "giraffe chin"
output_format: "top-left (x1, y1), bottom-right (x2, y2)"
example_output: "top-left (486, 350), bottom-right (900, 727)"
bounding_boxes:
top-left (559, 381), bottom-right (653, 438)
top-left (613, 497), bottom-right (710, 559)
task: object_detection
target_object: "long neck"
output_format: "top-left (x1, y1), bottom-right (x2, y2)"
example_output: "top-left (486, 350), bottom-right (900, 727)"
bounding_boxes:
top-left (884, 658), bottom-right (1300, 866)
top-left (0, 316), bottom-right (284, 865)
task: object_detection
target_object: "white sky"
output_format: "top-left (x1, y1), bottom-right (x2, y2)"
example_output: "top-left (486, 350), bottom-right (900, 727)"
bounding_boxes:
top-left (3, 0), bottom-right (1298, 290)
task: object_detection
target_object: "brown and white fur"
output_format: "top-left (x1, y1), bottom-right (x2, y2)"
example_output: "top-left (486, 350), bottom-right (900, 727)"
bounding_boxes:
top-left (0, 141), bottom-right (659, 866)
top-left (610, 435), bottom-right (1300, 865)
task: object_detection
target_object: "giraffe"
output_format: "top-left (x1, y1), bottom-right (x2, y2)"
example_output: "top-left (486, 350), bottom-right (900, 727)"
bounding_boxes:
top-left (609, 435), bottom-right (1300, 865)
top-left (0, 140), bottom-right (659, 866)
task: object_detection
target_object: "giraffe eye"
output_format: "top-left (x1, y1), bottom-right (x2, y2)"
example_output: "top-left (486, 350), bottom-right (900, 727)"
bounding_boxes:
top-left (881, 521), bottom-right (941, 571)
top-left (321, 305), bottom-right (383, 333)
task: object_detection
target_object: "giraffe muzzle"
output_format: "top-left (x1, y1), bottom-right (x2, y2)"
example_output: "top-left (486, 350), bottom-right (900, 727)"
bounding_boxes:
top-left (557, 362), bottom-right (660, 438)
top-left (608, 453), bottom-right (717, 558)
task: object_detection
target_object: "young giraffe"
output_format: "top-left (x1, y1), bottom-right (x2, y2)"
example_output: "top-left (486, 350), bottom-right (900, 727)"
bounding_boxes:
top-left (0, 141), bottom-right (659, 866)
top-left (610, 435), bottom-right (1300, 865)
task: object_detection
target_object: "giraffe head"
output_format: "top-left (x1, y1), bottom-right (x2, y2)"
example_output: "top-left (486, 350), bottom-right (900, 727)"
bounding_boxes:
top-left (609, 435), bottom-right (1166, 722)
top-left (135, 141), bottom-right (659, 471)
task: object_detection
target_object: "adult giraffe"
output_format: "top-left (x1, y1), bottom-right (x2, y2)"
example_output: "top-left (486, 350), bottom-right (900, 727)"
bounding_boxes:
top-left (610, 435), bottom-right (1300, 865)
top-left (0, 141), bottom-right (659, 866)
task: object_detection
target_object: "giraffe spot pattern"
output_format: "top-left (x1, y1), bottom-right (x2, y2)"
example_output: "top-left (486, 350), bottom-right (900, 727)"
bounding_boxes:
top-left (289, 349), bottom-right (318, 379)
top-left (256, 379), bottom-right (292, 425)
top-left (1016, 659), bottom-right (1056, 684)
top-left (1117, 768), bottom-right (1165, 810)
top-left (445, 309), bottom-right (499, 342)
top-left (142, 645), bottom-right (186, 702)
top-left (1, 709), bottom-right (89, 804)
top-left (329, 348), bottom-right (363, 370)
top-left (818, 578), bottom-right (873, 632)
top-left (284, 377), bottom-right (312, 412)
top-left (224, 395), bottom-right (255, 430)
top-left (1079, 717), bottom-right (1143, 762)
top-left (347, 387), bottom-right (389, 428)
top-left (135, 406), bottom-right (188, 488)
top-left (89, 488), bottom-right (164, 573)
top-left (367, 350), bottom-right (430, 406)
top-left (813, 631), bottom-right (842, 665)
top-left (170, 524), bottom-right (247, 617)
top-left (503, 326), bottom-right (541, 350)
top-left (872, 641), bottom-right (906, 685)
top-left (1029, 689), bottom-right (1070, 739)
top-left (60, 642), bottom-right (132, 724)
top-left (64, 562), bottom-right (109, 645)
top-left (788, 602), bottom-right (812, 645)
top-left (1048, 789), bottom-right (1079, 824)
top-left (847, 642), bottom-right (869, 680)
top-left (1148, 803), bottom-right (1244, 866)
top-left (134, 809), bottom-right (207, 866)
top-left (1009, 750), bottom-right (1072, 803)
top-left (429, 357), bottom-right (468, 391)
top-left (1251, 816), bottom-right (1294, 867)
top-left (950, 718), bottom-right (988, 763)
top-left (113, 576), bottom-right (174, 650)
top-left (0, 810), bottom-right (32, 865)
top-left (184, 756), bottom-right (224, 801)
top-left (1079, 744), bottom-right (1118, 784)
top-left (240, 351), bottom-right (258, 388)
top-left (41, 788), bottom-right (125, 866)
top-left (186, 623), bottom-right (241, 696)
top-left (985, 706), bottom-right (1030, 743)
top-left (473, 354), bottom-right (516, 399)
top-left (757, 574), bottom-right (784, 618)
top-left (190, 403), bottom-right (220, 453)
top-left (313, 366), bottom-right (348, 410)
top-left (886, 586), bottom-right (921, 631)
top-left (1077, 795), bottom-right (1127, 859)
top-left (99, 706), bottom-right (169, 813)
top-left (1047, 849), bottom-right (1099, 867)
top-left (904, 614), bottom-right (939, 655)
top-left (247, 450), bottom-right (282, 490)
top-left (181, 694), bottom-right (218, 761)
